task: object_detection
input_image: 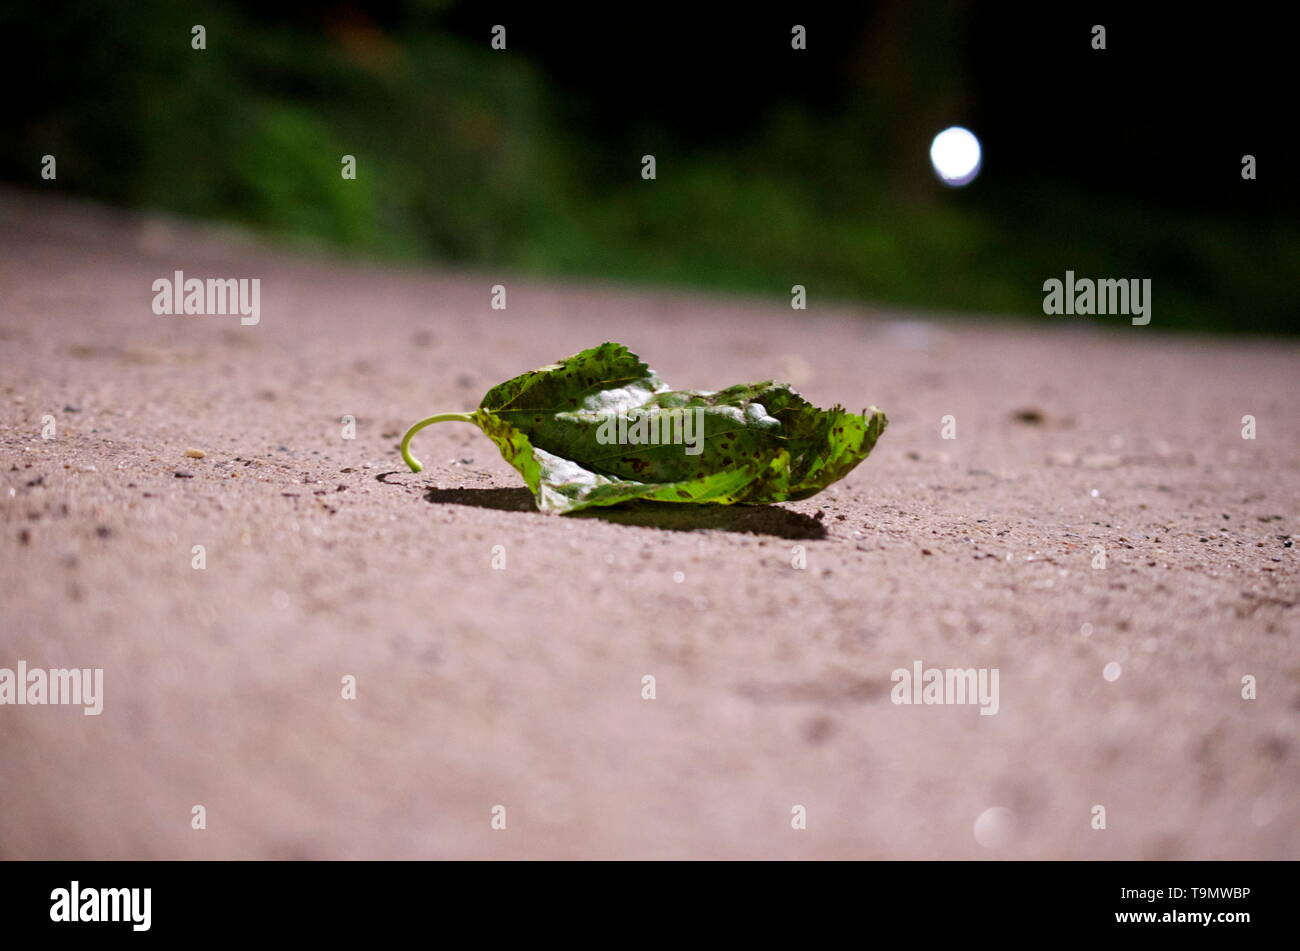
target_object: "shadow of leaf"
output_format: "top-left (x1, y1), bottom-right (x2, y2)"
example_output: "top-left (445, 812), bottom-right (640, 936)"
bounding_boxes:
top-left (574, 500), bottom-right (827, 539)
top-left (421, 486), bottom-right (536, 511)
top-left (418, 485), bottom-right (827, 539)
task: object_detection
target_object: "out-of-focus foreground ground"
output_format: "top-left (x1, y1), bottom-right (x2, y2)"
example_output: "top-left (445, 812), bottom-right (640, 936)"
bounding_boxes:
top-left (1, 194), bottom-right (1297, 859)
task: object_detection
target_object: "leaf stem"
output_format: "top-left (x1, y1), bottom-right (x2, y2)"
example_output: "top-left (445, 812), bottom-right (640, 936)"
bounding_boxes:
top-left (400, 412), bottom-right (475, 472)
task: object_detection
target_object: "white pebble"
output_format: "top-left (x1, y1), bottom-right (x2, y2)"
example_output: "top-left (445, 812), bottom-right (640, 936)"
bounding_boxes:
top-left (973, 807), bottom-right (1015, 849)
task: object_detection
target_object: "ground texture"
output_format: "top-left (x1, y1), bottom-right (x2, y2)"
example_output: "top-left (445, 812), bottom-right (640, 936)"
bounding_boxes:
top-left (2, 193), bottom-right (1296, 859)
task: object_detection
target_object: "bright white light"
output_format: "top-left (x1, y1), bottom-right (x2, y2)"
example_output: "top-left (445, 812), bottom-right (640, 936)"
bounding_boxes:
top-left (929, 126), bottom-right (982, 186)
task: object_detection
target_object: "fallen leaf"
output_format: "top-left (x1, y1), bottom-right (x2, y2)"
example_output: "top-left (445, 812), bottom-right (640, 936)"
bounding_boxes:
top-left (400, 342), bottom-right (887, 514)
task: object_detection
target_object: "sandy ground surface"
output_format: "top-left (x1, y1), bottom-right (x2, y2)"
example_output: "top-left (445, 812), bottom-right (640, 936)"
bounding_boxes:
top-left (1, 192), bottom-right (1297, 860)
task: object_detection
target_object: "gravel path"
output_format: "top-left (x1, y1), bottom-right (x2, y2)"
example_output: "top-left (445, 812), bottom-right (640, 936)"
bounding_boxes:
top-left (2, 192), bottom-right (1296, 859)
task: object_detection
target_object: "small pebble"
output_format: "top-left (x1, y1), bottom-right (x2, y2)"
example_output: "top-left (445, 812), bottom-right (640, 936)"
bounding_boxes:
top-left (185, 448), bottom-right (206, 459)
top-left (974, 807), bottom-right (1016, 849)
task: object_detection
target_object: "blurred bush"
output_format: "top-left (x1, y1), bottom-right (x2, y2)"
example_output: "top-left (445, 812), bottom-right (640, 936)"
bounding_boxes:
top-left (4, 1), bottom-right (1296, 333)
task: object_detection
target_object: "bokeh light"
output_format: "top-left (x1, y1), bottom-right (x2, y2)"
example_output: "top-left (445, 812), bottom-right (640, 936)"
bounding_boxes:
top-left (930, 126), bottom-right (982, 186)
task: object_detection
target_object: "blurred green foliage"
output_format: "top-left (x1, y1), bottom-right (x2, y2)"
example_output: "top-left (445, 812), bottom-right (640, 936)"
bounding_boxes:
top-left (5, 1), bottom-right (1297, 333)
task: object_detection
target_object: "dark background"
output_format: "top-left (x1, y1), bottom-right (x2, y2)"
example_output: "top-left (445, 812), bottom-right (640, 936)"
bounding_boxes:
top-left (4, 1), bottom-right (1296, 332)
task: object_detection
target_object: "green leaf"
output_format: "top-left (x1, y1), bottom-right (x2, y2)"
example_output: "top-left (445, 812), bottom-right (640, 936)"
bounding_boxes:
top-left (401, 342), bottom-right (887, 514)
